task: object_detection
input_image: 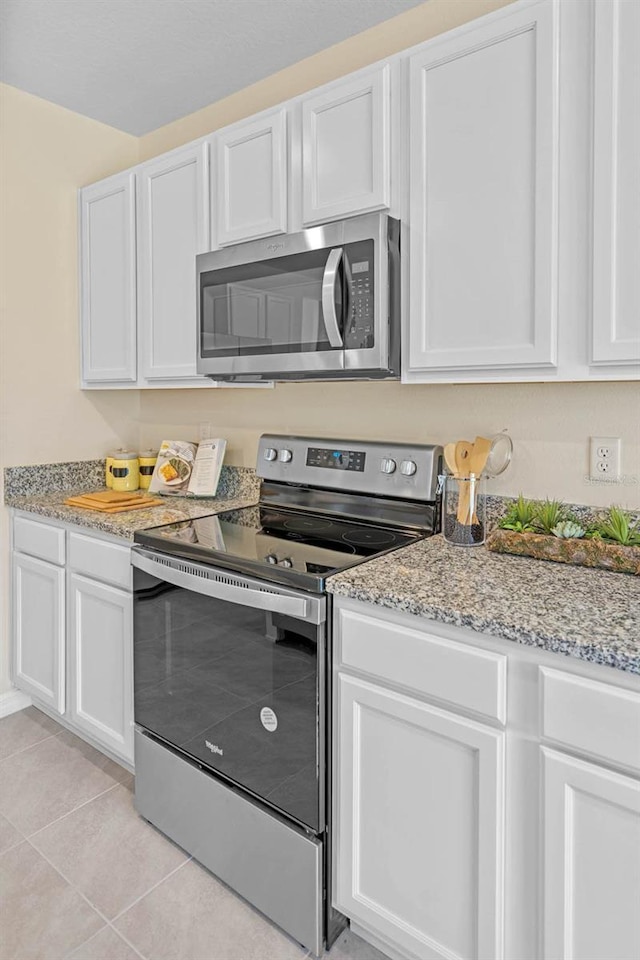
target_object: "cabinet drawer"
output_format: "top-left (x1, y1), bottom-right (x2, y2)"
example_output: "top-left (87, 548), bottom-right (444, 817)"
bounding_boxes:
top-left (69, 532), bottom-right (131, 590)
top-left (13, 516), bottom-right (65, 565)
top-left (541, 667), bottom-right (640, 773)
top-left (337, 607), bottom-right (506, 723)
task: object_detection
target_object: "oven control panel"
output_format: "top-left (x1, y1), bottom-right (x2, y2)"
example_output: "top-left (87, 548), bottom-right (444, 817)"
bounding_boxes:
top-left (257, 435), bottom-right (443, 502)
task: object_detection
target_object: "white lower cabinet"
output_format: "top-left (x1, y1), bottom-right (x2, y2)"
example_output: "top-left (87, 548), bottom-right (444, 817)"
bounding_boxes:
top-left (68, 574), bottom-right (134, 764)
top-left (12, 552), bottom-right (65, 714)
top-left (334, 597), bottom-right (640, 960)
top-left (543, 748), bottom-right (640, 960)
top-left (335, 673), bottom-right (505, 960)
top-left (11, 514), bottom-right (134, 767)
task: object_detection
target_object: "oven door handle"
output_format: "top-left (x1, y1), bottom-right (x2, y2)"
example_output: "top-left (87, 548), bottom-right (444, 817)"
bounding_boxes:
top-left (321, 247), bottom-right (344, 348)
top-left (131, 549), bottom-right (314, 621)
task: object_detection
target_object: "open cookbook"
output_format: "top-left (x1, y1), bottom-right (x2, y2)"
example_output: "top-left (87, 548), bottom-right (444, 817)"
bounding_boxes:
top-left (148, 439), bottom-right (227, 498)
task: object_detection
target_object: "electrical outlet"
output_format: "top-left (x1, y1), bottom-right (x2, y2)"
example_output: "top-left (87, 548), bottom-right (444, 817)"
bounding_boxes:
top-left (199, 421), bottom-right (212, 441)
top-left (589, 436), bottom-right (621, 480)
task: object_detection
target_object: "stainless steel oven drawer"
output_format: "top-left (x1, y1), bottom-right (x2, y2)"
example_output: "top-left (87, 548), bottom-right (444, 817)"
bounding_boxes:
top-left (134, 729), bottom-right (323, 956)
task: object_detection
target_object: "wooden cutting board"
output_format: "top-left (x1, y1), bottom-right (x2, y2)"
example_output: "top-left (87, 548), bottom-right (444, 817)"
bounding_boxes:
top-left (65, 493), bottom-right (165, 513)
top-left (75, 490), bottom-right (145, 505)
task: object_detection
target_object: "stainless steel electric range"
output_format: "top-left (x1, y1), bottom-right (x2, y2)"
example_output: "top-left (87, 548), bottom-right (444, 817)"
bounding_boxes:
top-left (131, 435), bottom-right (442, 956)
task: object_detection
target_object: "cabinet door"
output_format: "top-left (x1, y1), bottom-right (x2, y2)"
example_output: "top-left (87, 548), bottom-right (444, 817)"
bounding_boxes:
top-left (80, 172), bottom-right (137, 383)
top-left (69, 574), bottom-right (133, 765)
top-left (408, 0), bottom-right (559, 373)
top-left (302, 64), bottom-right (390, 225)
top-left (13, 553), bottom-right (65, 714)
top-left (543, 747), bottom-right (640, 960)
top-left (591, 0), bottom-right (640, 365)
top-left (138, 142), bottom-right (209, 382)
top-left (215, 108), bottom-right (287, 245)
top-left (335, 673), bottom-right (505, 960)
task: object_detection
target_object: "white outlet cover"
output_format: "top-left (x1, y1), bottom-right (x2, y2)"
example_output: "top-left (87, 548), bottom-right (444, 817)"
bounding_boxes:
top-left (589, 436), bottom-right (621, 480)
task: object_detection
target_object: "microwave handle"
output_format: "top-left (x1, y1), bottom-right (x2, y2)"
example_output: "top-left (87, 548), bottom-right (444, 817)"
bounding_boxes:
top-left (321, 247), bottom-right (344, 348)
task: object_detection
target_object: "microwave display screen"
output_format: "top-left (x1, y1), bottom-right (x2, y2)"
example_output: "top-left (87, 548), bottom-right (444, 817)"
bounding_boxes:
top-left (351, 261), bottom-right (369, 275)
top-left (306, 447), bottom-right (366, 472)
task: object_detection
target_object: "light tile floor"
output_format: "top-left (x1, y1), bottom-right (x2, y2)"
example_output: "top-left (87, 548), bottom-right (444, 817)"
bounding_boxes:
top-left (0, 707), bottom-right (389, 960)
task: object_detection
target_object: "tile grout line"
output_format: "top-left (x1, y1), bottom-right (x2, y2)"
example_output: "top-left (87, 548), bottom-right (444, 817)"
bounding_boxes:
top-left (108, 855), bottom-right (193, 925)
top-left (26, 836), bottom-right (151, 960)
top-left (26, 779), bottom-right (126, 841)
top-left (0, 729), bottom-right (61, 764)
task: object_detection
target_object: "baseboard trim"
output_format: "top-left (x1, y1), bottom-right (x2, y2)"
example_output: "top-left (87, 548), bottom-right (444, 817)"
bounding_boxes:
top-left (0, 688), bottom-right (32, 719)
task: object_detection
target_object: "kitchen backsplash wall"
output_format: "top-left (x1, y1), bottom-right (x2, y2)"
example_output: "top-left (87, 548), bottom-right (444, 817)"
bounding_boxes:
top-left (138, 379), bottom-right (640, 510)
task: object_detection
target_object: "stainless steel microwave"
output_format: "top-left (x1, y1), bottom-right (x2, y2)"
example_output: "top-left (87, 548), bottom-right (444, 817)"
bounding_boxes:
top-left (196, 212), bottom-right (400, 382)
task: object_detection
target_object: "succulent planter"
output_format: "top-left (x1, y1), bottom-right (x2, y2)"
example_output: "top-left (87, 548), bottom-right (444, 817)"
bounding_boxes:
top-left (486, 528), bottom-right (640, 575)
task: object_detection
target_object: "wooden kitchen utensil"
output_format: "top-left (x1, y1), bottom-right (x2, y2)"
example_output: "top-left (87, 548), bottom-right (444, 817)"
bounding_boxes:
top-left (466, 436), bottom-right (492, 523)
top-left (469, 436), bottom-right (492, 477)
top-left (443, 443), bottom-right (458, 476)
top-left (454, 440), bottom-right (474, 523)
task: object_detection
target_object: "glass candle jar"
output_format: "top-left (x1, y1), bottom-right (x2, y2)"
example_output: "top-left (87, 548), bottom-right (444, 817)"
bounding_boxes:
top-left (441, 474), bottom-right (487, 546)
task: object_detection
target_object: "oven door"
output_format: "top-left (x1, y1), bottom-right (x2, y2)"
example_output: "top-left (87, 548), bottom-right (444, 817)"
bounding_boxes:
top-left (132, 548), bottom-right (326, 833)
top-left (196, 212), bottom-right (396, 380)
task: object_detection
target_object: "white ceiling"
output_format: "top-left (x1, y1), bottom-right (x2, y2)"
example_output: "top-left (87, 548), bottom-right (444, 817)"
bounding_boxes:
top-left (0, 0), bottom-right (424, 135)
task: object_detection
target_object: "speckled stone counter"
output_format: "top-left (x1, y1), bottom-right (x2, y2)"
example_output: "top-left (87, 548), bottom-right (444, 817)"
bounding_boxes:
top-left (327, 535), bottom-right (640, 675)
top-left (6, 491), bottom-right (259, 539)
top-left (4, 460), bottom-right (260, 540)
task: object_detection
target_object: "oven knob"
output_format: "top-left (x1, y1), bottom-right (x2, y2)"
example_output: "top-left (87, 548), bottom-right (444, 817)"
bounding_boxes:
top-left (265, 554), bottom-right (278, 564)
top-left (278, 449), bottom-right (293, 463)
top-left (264, 448), bottom-right (277, 462)
top-left (380, 458), bottom-right (397, 474)
top-left (400, 460), bottom-right (417, 477)
top-left (280, 558), bottom-right (293, 568)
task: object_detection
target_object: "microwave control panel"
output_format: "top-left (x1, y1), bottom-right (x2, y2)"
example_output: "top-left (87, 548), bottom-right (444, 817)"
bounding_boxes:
top-left (344, 240), bottom-right (374, 350)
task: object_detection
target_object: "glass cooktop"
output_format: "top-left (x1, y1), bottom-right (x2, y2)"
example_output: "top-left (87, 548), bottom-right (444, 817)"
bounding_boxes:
top-left (134, 505), bottom-right (424, 592)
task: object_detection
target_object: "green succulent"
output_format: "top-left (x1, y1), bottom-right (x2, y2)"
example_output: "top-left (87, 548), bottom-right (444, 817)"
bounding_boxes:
top-left (534, 498), bottom-right (570, 535)
top-left (551, 520), bottom-right (585, 539)
top-left (499, 494), bottom-right (537, 533)
top-left (592, 506), bottom-right (640, 547)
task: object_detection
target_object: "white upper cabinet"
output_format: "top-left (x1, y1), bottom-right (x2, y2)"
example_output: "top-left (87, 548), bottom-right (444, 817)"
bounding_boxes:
top-left (591, 0), bottom-right (640, 366)
top-left (138, 142), bottom-right (210, 382)
top-left (214, 108), bottom-right (288, 245)
top-left (301, 63), bottom-right (391, 225)
top-left (80, 172), bottom-right (137, 383)
top-left (407, 0), bottom-right (559, 376)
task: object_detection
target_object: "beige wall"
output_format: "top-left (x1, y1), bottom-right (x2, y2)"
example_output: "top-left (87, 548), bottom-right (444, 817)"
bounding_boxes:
top-left (0, 83), bottom-right (140, 693)
top-left (139, 381), bottom-right (640, 509)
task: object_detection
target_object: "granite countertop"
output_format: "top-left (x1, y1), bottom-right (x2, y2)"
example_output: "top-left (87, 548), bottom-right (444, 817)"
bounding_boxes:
top-left (6, 490), bottom-right (258, 540)
top-left (4, 459), bottom-right (260, 540)
top-left (327, 535), bottom-right (640, 675)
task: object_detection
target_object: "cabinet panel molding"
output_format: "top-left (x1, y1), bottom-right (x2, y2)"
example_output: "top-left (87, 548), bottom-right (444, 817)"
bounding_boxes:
top-left (542, 747), bottom-right (640, 960)
top-left (338, 606), bottom-right (507, 722)
top-left (80, 172), bottom-right (137, 383)
top-left (69, 573), bottom-right (134, 764)
top-left (13, 553), bottom-right (65, 714)
top-left (408, 0), bottom-right (559, 373)
top-left (302, 64), bottom-right (390, 225)
top-left (335, 673), bottom-right (505, 960)
top-left (591, 0), bottom-right (640, 365)
top-left (138, 142), bottom-right (209, 382)
top-left (215, 108), bottom-right (288, 245)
